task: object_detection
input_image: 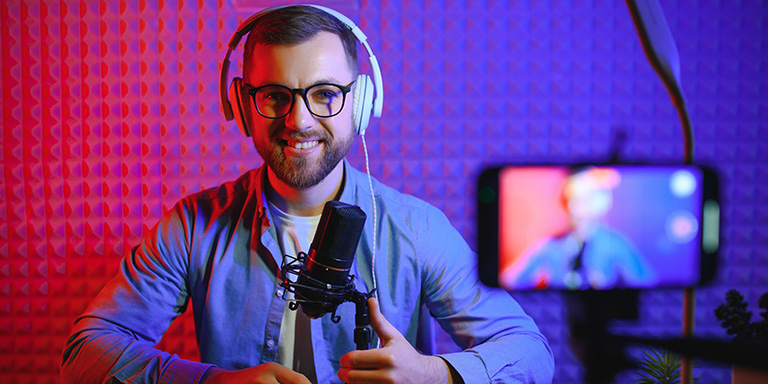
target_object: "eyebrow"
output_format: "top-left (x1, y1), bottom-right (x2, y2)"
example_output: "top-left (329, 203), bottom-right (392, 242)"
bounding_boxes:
top-left (251, 77), bottom-right (351, 89)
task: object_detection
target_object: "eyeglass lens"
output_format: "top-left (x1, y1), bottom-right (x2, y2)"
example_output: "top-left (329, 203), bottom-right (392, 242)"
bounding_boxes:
top-left (254, 84), bottom-right (347, 118)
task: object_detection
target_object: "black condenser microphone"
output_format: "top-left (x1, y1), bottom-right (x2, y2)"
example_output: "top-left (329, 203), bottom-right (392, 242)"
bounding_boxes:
top-left (295, 201), bottom-right (366, 319)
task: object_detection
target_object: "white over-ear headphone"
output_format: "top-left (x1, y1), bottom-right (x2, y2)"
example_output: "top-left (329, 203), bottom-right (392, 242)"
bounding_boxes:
top-left (219, 4), bottom-right (383, 137)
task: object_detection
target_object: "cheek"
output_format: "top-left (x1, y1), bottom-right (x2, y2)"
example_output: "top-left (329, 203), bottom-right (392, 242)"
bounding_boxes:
top-left (339, 107), bottom-right (358, 135)
top-left (321, 111), bottom-right (356, 139)
top-left (241, 95), bottom-right (272, 134)
top-left (248, 118), bottom-right (279, 145)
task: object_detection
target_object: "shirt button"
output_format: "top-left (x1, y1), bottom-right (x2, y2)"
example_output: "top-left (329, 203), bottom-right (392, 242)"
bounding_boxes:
top-left (266, 339), bottom-right (275, 348)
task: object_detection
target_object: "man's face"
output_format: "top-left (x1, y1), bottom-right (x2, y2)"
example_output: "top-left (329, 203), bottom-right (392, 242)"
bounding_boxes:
top-left (244, 31), bottom-right (356, 189)
top-left (563, 172), bottom-right (614, 228)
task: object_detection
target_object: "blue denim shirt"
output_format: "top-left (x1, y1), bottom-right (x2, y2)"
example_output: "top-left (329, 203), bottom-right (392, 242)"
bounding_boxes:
top-left (62, 160), bottom-right (554, 384)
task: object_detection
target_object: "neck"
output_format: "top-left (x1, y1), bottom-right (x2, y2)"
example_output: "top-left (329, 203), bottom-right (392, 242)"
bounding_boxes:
top-left (571, 220), bottom-right (598, 242)
top-left (265, 162), bottom-right (345, 217)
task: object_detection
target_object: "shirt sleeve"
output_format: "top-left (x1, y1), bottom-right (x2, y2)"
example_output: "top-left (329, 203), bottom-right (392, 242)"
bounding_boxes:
top-left (61, 200), bottom-right (214, 384)
top-left (417, 205), bottom-right (555, 383)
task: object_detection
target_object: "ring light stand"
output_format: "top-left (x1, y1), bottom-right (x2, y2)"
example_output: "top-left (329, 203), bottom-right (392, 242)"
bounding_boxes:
top-left (624, 1), bottom-right (695, 382)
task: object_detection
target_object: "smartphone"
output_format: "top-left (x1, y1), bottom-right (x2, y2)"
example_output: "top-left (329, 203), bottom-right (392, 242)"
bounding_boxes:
top-left (477, 164), bottom-right (719, 291)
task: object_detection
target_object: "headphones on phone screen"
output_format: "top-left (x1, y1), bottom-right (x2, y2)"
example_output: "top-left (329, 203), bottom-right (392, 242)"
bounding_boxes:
top-left (219, 4), bottom-right (383, 137)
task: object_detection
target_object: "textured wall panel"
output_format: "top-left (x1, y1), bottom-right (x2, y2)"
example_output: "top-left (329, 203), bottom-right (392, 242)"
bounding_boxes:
top-left (1, 0), bottom-right (767, 383)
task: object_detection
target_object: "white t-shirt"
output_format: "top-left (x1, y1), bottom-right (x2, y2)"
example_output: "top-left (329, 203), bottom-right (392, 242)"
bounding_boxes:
top-left (268, 199), bottom-right (321, 381)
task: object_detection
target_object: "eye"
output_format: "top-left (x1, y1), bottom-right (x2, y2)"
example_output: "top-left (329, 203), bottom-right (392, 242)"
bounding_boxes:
top-left (256, 86), bottom-right (292, 106)
top-left (310, 85), bottom-right (342, 103)
top-left (264, 91), bottom-right (291, 104)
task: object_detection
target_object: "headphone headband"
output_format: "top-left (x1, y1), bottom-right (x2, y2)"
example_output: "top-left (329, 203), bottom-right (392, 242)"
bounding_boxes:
top-left (220, 4), bottom-right (383, 133)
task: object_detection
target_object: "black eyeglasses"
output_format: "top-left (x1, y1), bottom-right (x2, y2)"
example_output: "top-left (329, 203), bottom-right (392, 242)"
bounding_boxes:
top-left (247, 81), bottom-right (355, 119)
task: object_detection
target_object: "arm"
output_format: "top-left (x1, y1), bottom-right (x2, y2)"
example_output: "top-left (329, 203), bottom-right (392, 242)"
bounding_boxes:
top-left (339, 202), bottom-right (553, 384)
top-left (420, 206), bottom-right (555, 383)
top-left (61, 201), bottom-right (213, 384)
top-left (504, 238), bottom-right (558, 289)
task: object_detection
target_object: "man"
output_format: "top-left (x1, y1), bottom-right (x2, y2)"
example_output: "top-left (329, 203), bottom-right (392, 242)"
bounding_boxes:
top-left (61, 5), bottom-right (554, 383)
top-left (505, 167), bottom-right (657, 290)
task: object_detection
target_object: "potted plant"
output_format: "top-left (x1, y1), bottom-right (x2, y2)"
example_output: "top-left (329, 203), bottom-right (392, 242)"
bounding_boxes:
top-left (633, 347), bottom-right (698, 384)
top-left (714, 289), bottom-right (768, 384)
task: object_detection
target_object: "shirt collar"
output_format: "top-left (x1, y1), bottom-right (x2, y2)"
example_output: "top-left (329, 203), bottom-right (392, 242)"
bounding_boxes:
top-left (254, 164), bottom-right (269, 219)
top-left (337, 158), bottom-right (356, 204)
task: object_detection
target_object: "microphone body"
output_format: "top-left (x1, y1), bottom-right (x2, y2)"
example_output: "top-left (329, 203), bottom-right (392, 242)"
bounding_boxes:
top-left (295, 201), bottom-right (366, 319)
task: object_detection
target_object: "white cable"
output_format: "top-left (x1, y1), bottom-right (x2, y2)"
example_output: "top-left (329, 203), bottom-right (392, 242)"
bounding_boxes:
top-left (361, 134), bottom-right (378, 297)
top-left (360, 134), bottom-right (382, 349)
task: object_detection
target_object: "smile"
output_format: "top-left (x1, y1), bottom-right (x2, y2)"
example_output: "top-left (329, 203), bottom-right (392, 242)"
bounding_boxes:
top-left (286, 140), bottom-right (320, 150)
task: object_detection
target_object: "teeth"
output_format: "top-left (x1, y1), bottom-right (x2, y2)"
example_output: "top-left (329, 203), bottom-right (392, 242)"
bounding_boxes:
top-left (289, 140), bottom-right (319, 150)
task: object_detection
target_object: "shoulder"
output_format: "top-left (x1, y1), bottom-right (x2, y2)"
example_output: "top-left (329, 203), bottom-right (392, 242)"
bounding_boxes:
top-left (169, 168), bottom-right (263, 223)
top-left (347, 164), bottom-right (449, 225)
top-left (345, 165), bottom-right (462, 256)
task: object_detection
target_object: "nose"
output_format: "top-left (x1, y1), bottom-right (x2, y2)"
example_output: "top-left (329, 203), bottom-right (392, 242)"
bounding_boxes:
top-left (284, 94), bottom-right (316, 131)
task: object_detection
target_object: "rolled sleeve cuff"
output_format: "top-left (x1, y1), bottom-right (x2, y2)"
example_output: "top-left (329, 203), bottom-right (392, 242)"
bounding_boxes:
top-left (159, 359), bottom-right (214, 384)
top-left (438, 351), bottom-right (490, 384)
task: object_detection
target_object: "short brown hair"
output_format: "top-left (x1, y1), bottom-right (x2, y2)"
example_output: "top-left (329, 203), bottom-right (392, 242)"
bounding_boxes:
top-left (243, 5), bottom-right (359, 76)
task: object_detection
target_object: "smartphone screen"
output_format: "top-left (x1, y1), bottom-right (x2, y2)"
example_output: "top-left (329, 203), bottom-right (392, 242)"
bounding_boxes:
top-left (477, 164), bottom-right (719, 291)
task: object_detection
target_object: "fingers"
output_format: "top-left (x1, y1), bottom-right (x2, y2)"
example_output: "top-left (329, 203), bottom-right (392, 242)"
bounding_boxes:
top-left (201, 363), bottom-right (312, 384)
top-left (339, 349), bottom-right (395, 370)
top-left (338, 366), bottom-right (393, 384)
top-left (338, 350), bottom-right (398, 384)
top-left (275, 370), bottom-right (312, 384)
top-left (337, 299), bottom-right (413, 383)
top-left (366, 297), bottom-right (400, 344)
top-left (263, 362), bottom-right (312, 384)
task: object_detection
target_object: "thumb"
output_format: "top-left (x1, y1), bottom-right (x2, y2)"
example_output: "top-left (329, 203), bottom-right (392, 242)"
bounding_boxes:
top-left (367, 297), bottom-right (401, 345)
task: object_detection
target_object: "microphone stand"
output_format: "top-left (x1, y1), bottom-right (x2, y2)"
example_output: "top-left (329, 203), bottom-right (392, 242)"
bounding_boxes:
top-left (624, 1), bottom-right (696, 381)
top-left (348, 290), bottom-right (375, 350)
top-left (280, 251), bottom-right (376, 351)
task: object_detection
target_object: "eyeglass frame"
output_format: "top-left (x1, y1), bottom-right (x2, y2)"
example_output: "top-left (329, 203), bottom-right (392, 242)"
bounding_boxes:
top-left (247, 81), bottom-right (356, 119)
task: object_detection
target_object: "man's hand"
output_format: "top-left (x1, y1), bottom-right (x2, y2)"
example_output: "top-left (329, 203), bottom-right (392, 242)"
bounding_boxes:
top-left (337, 298), bottom-right (459, 384)
top-left (201, 362), bottom-right (312, 384)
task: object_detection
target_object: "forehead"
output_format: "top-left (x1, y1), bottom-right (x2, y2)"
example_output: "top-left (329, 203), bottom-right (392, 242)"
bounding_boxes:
top-left (244, 31), bottom-right (354, 87)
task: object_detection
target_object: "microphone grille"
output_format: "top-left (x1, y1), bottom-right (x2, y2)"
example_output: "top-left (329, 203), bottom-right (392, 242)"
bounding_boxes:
top-left (311, 201), bottom-right (367, 267)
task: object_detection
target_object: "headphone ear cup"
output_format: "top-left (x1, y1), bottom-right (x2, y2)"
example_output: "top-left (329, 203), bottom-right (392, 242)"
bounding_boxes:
top-left (352, 74), bottom-right (374, 135)
top-left (229, 77), bottom-right (251, 137)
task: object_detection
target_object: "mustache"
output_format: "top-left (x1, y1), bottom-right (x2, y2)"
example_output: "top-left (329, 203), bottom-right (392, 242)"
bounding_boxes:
top-left (271, 128), bottom-right (332, 142)
top-left (267, 111), bottom-right (354, 142)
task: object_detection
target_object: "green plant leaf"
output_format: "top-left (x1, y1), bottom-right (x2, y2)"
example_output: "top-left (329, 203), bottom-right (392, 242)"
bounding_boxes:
top-left (633, 347), bottom-right (696, 384)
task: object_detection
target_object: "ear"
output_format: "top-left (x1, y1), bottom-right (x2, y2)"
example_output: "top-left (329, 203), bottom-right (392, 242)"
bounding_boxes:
top-left (229, 77), bottom-right (251, 137)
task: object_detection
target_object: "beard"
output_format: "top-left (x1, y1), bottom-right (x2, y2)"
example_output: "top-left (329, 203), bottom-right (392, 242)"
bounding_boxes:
top-left (254, 129), bottom-right (354, 190)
